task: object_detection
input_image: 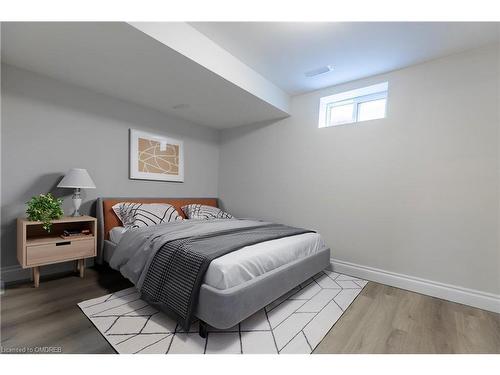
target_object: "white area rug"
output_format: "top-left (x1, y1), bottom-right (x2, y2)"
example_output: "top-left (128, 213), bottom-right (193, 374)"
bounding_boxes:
top-left (78, 270), bottom-right (367, 354)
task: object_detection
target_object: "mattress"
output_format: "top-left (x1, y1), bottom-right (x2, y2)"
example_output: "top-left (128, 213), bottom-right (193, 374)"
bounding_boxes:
top-left (109, 226), bottom-right (326, 290)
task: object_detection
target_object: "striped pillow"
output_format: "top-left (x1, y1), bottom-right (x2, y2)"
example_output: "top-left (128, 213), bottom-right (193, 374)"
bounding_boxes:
top-left (181, 204), bottom-right (233, 220)
top-left (112, 202), bottom-right (182, 229)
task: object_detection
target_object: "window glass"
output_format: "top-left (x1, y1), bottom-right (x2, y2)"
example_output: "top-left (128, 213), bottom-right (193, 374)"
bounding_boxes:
top-left (329, 103), bottom-right (355, 125)
top-left (357, 98), bottom-right (386, 122)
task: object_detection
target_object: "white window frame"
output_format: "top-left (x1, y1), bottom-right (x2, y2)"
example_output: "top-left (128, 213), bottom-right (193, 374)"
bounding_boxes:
top-left (319, 82), bottom-right (388, 128)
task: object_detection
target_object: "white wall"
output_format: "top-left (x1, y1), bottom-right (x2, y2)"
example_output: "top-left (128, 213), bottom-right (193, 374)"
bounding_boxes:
top-left (220, 44), bottom-right (500, 296)
top-left (1, 64), bottom-right (220, 271)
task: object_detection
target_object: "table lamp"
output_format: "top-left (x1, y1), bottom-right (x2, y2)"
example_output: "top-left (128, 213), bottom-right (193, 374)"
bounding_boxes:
top-left (57, 168), bottom-right (96, 216)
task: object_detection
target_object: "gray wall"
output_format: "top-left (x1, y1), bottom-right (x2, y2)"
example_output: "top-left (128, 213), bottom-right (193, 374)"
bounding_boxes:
top-left (219, 45), bottom-right (500, 295)
top-left (1, 64), bottom-right (220, 268)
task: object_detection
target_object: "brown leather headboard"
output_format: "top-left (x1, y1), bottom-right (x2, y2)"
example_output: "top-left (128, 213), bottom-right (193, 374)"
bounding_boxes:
top-left (100, 197), bottom-right (218, 240)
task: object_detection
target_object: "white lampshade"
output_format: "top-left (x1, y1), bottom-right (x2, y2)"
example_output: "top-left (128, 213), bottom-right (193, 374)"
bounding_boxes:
top-left (57, 168), bottom-right (96, 189)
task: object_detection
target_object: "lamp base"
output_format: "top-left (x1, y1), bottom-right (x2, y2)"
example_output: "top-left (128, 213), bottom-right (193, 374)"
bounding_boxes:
top-left (72, 188), bottom-right (82, 217)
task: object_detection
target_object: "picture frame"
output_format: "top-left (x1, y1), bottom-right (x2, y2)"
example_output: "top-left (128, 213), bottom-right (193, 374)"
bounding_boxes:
top-left (129, 129), bottom-right (184, 182)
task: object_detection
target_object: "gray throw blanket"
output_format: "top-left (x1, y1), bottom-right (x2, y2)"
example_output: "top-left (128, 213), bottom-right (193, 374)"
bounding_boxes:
top-left (111, 219), bottom-right (273, 287)
top-left (140, 223), bottom-right (314, 329)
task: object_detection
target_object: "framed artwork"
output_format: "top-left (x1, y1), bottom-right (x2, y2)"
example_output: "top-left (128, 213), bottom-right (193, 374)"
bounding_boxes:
top-left (129, 129), bottom-right (184, 182)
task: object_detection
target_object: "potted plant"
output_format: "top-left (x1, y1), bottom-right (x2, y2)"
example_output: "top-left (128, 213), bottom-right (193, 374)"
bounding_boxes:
top-left (26, 193), bottom-right (64, 232)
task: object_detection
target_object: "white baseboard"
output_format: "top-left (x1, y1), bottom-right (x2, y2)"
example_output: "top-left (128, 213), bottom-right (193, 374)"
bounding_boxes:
top-left (3, 257), bottom-right (498, 313)
top-left (331, 258), bottom-right (500, 314)
top-left (1, 259), bottom-right (95, 284)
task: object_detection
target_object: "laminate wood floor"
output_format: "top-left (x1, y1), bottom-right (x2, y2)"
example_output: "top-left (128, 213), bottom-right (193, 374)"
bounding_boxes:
top-left (1, 267), bottom-right (132, 354)
top-left (1, 267), bottom-right (499, 354)
top-left (314, 282), bottom-right (500, 354)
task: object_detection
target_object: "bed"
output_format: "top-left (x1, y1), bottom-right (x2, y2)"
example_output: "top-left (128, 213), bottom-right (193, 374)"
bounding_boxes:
top-left (96, 197), bottom-right (331, 337)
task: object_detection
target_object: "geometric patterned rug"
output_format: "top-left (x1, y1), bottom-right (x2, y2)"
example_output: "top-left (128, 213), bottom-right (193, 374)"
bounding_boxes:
top-left (78, 270), bottom-right (367, 354)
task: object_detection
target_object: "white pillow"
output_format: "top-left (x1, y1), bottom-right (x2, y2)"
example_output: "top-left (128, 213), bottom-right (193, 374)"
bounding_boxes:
top-left (112, 202), bottom-right (182, 229)
top-left (181, 204), bottom-right (233, 220)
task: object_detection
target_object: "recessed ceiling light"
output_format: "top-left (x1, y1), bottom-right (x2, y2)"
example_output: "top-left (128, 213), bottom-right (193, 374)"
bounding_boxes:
top-left (304, 65), bottom-right (333, 78)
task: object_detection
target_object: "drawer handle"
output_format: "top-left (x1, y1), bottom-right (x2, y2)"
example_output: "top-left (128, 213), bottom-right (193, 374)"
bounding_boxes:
top-left (56, 241), bottom-right (71, 246)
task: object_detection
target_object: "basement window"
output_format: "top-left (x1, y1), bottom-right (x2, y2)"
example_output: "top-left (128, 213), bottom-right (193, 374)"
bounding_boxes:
top-left (318, 82), bottom-right (388, 128)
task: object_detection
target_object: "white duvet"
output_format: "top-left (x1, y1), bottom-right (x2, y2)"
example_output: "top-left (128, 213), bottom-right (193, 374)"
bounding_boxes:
top-left (109, 226), bottom-right (326, 290)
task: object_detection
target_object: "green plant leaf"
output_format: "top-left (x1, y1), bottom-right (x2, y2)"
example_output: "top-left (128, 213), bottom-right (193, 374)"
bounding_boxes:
top-left (26, 193), bottom-right (64, 232)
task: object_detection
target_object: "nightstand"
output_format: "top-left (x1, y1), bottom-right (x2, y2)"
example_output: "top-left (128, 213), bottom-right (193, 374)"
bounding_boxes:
top-left (17, 216), bottom-right (97, 287)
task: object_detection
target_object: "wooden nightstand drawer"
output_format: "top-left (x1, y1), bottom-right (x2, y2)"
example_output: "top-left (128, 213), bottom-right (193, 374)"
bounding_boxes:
top-left (26, 238), bottom-right (95, 267)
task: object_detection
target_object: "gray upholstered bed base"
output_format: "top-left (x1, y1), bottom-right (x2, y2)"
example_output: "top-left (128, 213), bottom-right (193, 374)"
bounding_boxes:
top-left (196, 247), bottom-right (331, 329)
top-left (104, 240), bottom-right (330, 330)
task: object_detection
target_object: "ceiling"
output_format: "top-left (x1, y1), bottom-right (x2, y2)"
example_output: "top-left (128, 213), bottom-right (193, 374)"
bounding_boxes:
top-left (190, 22), bottom-right (500, 95)
top-left (1, 22), bottom-right (288, 129)
top-left (2, 22), bottom-right (498, 130)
